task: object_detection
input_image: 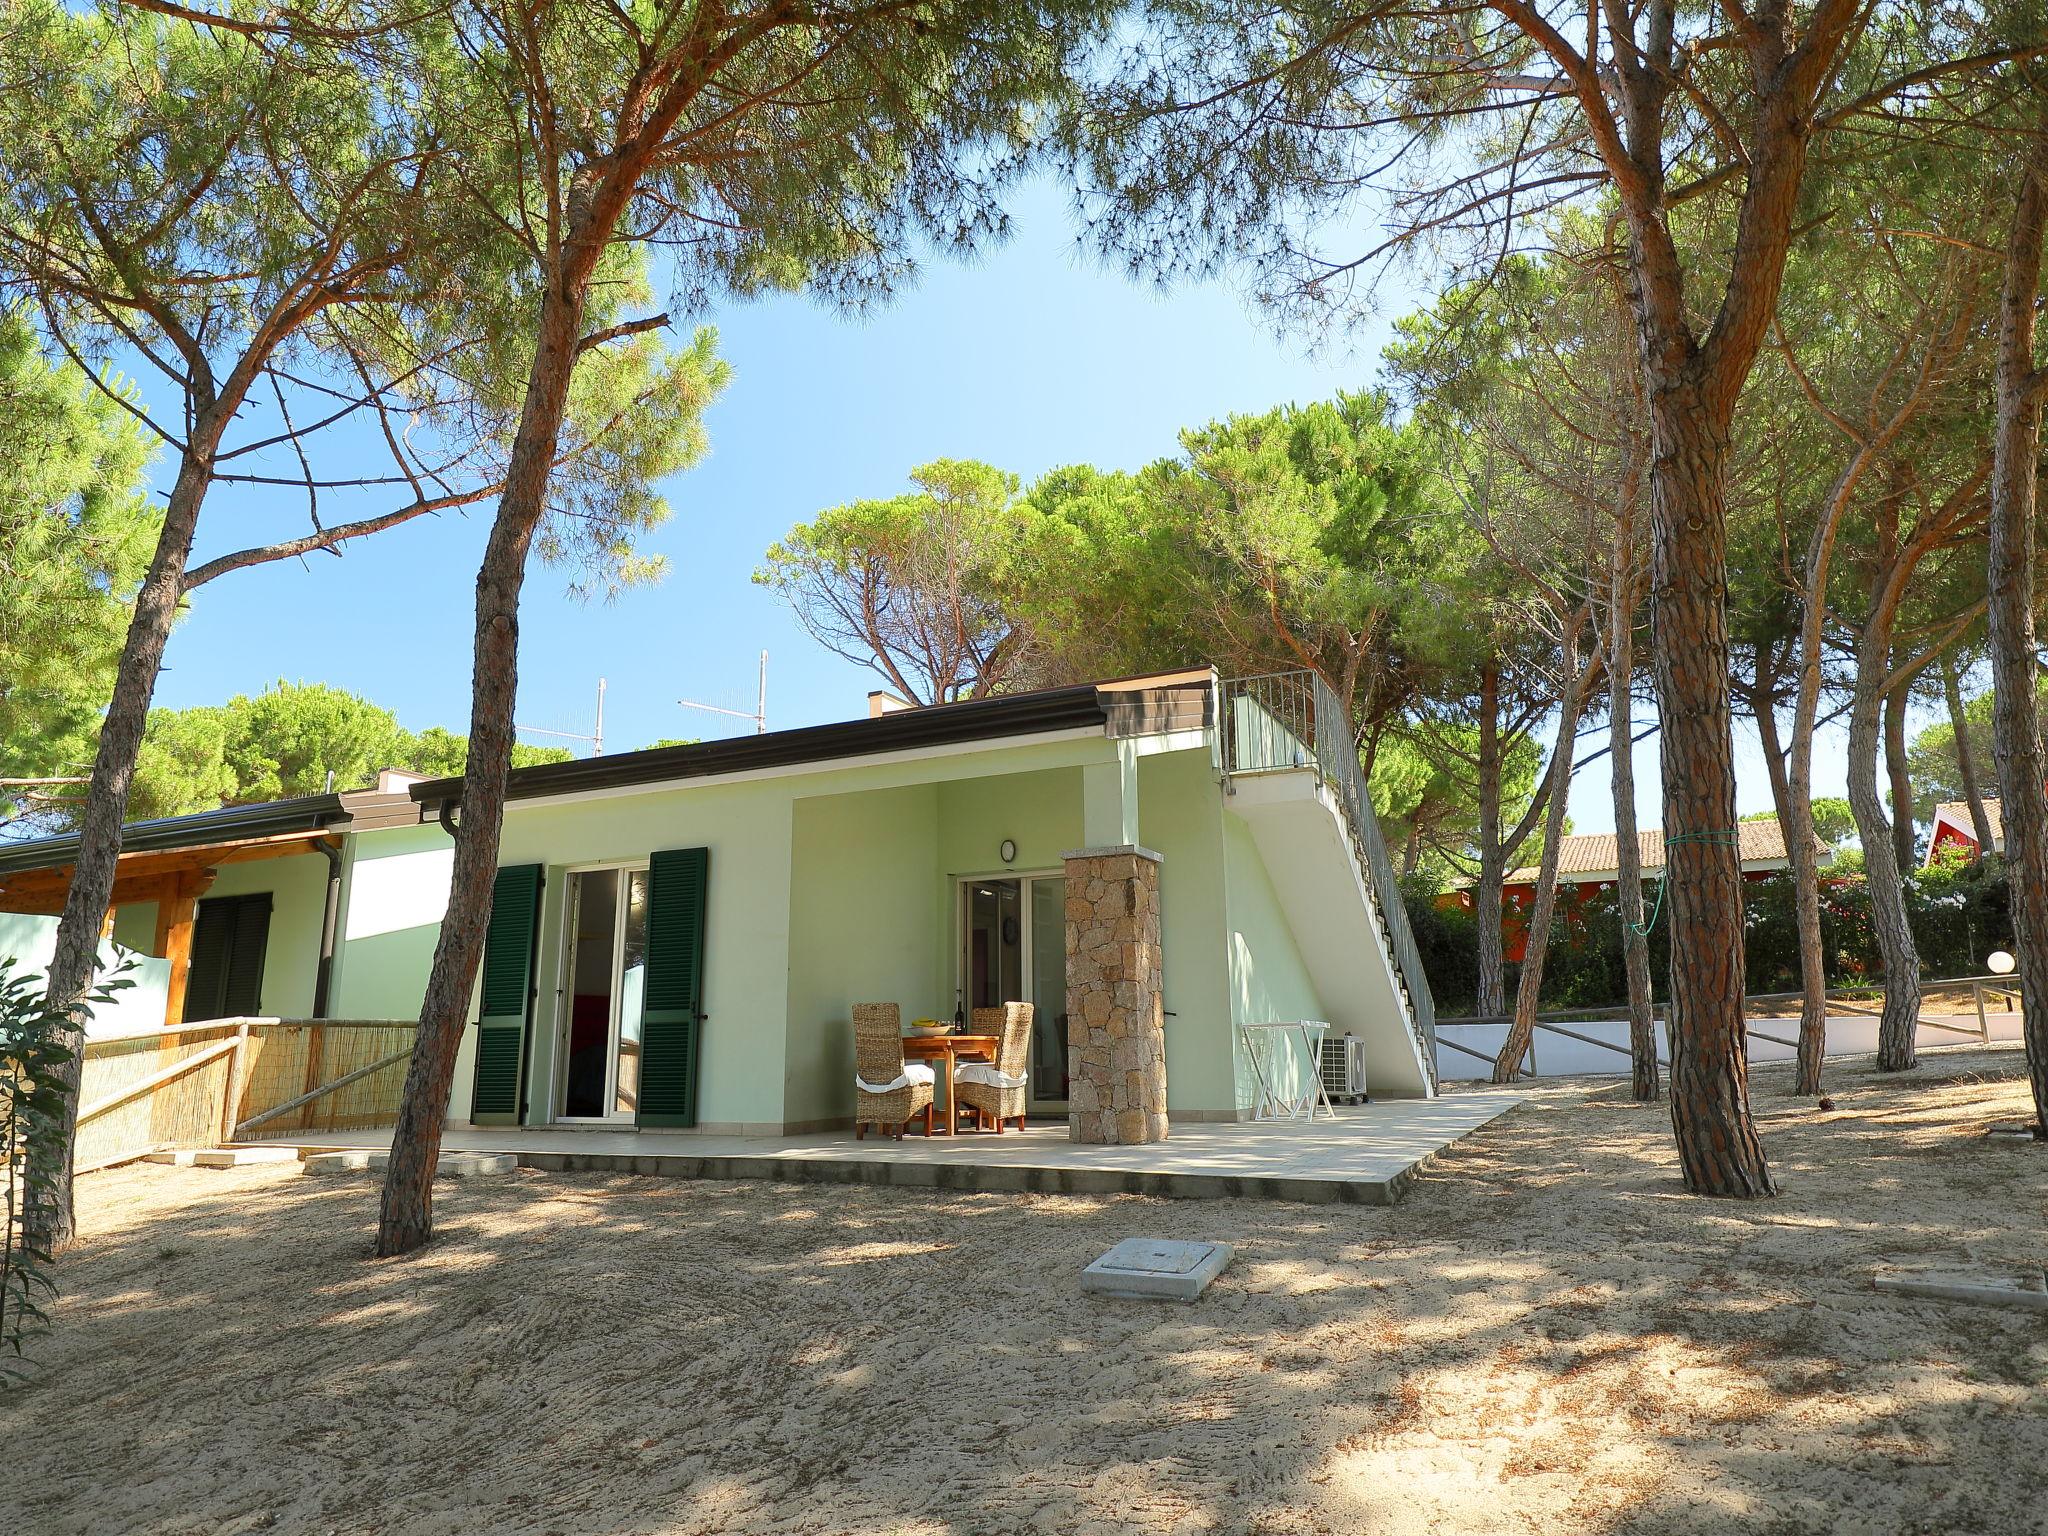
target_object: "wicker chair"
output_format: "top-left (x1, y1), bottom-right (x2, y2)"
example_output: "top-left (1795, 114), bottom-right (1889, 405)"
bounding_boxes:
top-left (853, 1003), bottom-right (933, 1139)
top-left (955, 1003), bottom-right (1032, 1132)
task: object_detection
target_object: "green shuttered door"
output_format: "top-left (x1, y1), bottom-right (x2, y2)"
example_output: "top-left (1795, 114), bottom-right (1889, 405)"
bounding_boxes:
top-left (638, 847), bottom-right (709, 1128)
top-left (471, 863), bottom-right (544, 1126)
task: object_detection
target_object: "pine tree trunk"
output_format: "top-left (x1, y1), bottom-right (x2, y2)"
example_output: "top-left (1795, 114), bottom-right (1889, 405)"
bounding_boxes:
top-left (1783, 809), bottom-right (1832, 1097)
top-left (1940, 651), bottom-right (1996, 858)
top-left (1473, 851), bottom-right (1506, 1020)
top-left (376, 283), bottom-right (589, 1257)
top-left (27, 447), bottom-right (217, 1253)
top-left (1846, 622), bottom-right (1921, 1073)
top-left (1884, 663), bottom-right (1917, 872)
top-left (1646, 385), bottom-right (1773, 1196)
top-left (1473, 660), bottom-right (1507, 1019)
top-left (1608, 498), bottom-right (1657, 1100)
top-left (1987, 147), bottom-right (2048, 1137)
top-left (1493, 625), bottom-right (1588, 1082)
top-left (1754, 676), bottom-right (1830, 1095)
top-left (1784, 403), bottom-right (1866, 1098)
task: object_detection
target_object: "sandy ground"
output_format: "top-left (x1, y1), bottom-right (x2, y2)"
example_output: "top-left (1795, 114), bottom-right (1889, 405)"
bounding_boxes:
top-left (3, 1046), bottom-right (2045, 1536)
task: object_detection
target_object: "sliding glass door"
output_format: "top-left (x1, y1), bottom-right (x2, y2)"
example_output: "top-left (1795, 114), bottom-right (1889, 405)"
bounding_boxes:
top-left (960, 874), bottom-right (1068, 1113)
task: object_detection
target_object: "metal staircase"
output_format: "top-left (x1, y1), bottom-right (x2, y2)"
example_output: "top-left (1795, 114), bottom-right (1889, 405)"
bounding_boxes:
top-left (1221, 671), bottom-right (1438, 1089)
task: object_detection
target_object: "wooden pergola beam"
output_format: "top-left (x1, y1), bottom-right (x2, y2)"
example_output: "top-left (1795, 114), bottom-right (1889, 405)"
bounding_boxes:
top-left (0, 832), bottom-right (339, 915)
top-left (154, 869), bottom-right (203, 1026)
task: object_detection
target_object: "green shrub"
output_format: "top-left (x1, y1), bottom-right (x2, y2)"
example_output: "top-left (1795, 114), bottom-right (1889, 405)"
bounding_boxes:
top-left (2, 958), bottom-right (124, 1385)
top-left (1405, 858), bottom-right (2012, 1018)
top-left (1400, 872), bottom-right (1481, 1016)
top-left (1905, 849), bottom-right (2013, 976)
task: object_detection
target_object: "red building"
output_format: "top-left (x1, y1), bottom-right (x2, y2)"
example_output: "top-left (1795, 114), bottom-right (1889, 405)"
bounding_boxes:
top-left (1927, 799), bottom-right (2001, 864)
top-left (1447, 819), bottom-right (1825, 961)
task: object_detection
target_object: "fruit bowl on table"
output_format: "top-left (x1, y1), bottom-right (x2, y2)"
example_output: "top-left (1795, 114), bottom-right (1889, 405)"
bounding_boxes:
top-left (905, 1019), bottom-right (951, 1037)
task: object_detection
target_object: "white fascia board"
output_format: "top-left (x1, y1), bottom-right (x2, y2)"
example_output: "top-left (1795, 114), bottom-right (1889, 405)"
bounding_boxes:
top-left (500, 723), bottom-right (1218, 816)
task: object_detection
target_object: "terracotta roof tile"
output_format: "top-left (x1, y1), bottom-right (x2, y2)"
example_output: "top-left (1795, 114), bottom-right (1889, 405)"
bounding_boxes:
top-left (1501, 817), bottom-right (1817, 886)
top-left (1932, 798), bottom-right (2002, 847)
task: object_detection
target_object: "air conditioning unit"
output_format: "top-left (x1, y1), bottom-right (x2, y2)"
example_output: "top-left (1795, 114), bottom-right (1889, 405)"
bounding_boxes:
top-left (1319, 1033), bottom-right (1369, 1106)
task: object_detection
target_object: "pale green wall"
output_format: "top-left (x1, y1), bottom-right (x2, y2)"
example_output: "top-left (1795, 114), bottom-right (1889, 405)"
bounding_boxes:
top-left (785, 783), bottom-right (941, 1126)
top-left (1137, 749), bottom-right (1237, 1115)
top-left (23, 854), bottom-right (333, 1023)
top-left (331, 825), bottom-right (452, 1022)
top-left (1220, 809), bottom-right (1326, 1108)
top-left (498, 781), bottom-right (796, 1130)
top-left (326, 825), bottom-right (476, 1109)
top-left (0, 910), bottom-right (52, 971)
top-left (0, 912), bottom-right (170, 1035)
top-left (312, 729), bottom-right (1272, 1128)
top-left (202, 851), bottom-right (330, 1017)
top-left (934, 766), bottom-right (1079, 876)
top-left (931, 765), bottom-right (1084, 1004)
top-left (324, 735), bottom-right (1124, 1131)
top-left (785, 762), bottom-right (1096, 1126)
top-left (111, 901), bottom-right (157, 954)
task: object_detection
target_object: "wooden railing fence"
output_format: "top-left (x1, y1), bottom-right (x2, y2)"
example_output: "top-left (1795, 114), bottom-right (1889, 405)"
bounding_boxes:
top-left (75, 1019), bottom-right (416, 1173)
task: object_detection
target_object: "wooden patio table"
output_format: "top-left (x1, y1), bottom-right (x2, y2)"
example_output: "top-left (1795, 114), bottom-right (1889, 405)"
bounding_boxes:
top-left (901, 1033), bottom-right (997, 1136)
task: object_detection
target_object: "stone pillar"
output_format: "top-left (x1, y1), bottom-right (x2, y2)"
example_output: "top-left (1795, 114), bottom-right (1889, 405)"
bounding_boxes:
top-left (1063, 844), bottom-right (1167, 1144)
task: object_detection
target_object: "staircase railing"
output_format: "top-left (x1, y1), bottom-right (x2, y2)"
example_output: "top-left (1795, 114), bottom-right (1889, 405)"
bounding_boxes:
top-left (1220, 670), bottom-right (1438, 1085)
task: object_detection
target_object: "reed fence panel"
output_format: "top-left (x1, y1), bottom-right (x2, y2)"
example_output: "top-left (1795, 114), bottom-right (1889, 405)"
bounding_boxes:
top-left (75, 1019), bottom-right (416, 1170)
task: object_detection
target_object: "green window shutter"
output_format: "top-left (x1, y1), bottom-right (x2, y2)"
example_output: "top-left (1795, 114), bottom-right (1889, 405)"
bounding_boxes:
top-left (637, 847), bottom-right (708, 1128)
top-left (186, 901), bottom-right (234, 1022)
top-left (186, 893), bottom-right (271, 1022)
top-left (223, 895), bottom-right (272, 1016)
top-left (471, 863), bottom-right (544, 1126)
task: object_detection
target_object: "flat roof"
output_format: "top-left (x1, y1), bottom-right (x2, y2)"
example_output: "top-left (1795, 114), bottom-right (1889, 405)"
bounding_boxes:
top-left (0, 795), bottom-right (351, 878)
top-left (0, 784), bottom-right (422, 880)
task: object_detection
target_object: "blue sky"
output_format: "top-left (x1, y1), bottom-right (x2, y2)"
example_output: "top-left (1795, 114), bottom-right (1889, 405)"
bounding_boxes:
top-left (151, 177), bottom-right (1863, 838)
top-left (165, 181), bottom-right (1392, 740)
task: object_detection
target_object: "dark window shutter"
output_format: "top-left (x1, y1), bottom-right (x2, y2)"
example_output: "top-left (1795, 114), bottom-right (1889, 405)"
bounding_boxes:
top-left (185, 893), bottom-right (271, 1022)
top-left (471, 864), bottom-right (544, 1125)
top-left (638, 847), bottom-right (708, 1128)
top-left (223, 896), bottom-right (271, 1015)
top-left (186, 902), bottom-right (234, 1022)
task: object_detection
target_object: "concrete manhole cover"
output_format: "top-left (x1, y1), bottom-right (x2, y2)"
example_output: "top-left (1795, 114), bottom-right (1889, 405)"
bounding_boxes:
top-left (1082, 1238), bottom-right (1234, 1301)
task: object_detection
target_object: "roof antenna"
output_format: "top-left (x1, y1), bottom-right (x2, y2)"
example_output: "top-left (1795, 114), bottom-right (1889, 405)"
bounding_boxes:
top-left (517, 677), bottom-right (608, 757)
top-left (678, 650), bottom-right (768, 735)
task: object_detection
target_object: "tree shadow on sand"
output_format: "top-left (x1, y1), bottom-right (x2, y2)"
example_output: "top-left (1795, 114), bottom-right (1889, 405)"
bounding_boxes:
top-left (0, 1047), bottom-right (2041, 1535)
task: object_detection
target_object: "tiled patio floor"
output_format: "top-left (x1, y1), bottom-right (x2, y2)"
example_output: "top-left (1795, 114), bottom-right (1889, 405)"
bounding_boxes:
top-left (258, 1093), bottom-right (1522, 1204)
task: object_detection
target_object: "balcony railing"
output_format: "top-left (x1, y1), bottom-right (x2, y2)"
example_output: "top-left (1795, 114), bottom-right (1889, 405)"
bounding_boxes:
top-left (1221, 671), bottom-right (1438, 1084)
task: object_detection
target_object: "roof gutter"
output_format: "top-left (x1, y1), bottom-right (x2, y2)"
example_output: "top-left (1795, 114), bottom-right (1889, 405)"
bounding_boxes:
top-left (311, 840), bottom-right (343, 1018)
top-left (0, 794), bottom-right (353, 879)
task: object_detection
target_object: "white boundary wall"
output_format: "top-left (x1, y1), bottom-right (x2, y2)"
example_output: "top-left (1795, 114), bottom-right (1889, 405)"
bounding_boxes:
top-left (0, 911), bottom-right (172, 1037)
top-left (1435, 1007), bottom-right (2026, 1081)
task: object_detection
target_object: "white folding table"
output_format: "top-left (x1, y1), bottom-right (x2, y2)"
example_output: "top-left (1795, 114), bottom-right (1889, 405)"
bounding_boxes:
top-left (1239, 1020), bottom-right (1338, 1122)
